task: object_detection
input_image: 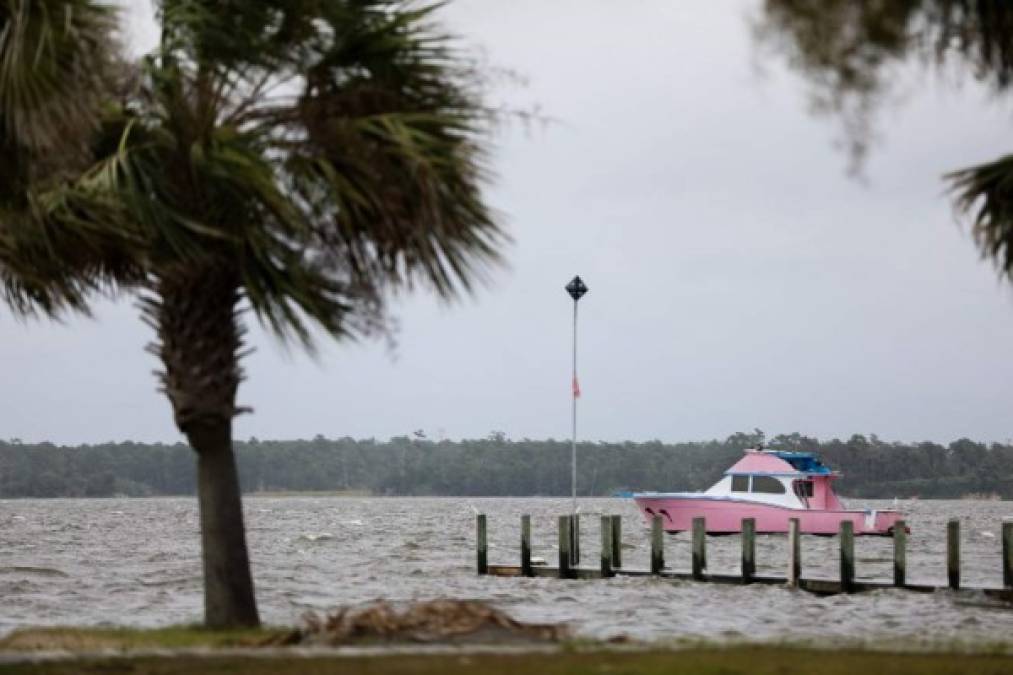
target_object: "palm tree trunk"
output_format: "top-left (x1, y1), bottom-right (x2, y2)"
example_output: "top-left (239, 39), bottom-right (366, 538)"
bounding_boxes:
top-left (188, 418), bottom-right (259, 628)
top-left (147, 266), bottom-right (260, 629)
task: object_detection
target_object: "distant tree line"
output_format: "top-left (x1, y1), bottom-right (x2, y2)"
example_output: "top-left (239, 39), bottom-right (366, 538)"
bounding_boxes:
top-left (1, 431), bottom-right (1011, 499)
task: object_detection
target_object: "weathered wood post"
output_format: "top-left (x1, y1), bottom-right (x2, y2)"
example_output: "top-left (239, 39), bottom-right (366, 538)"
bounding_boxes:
top-left (558, 515), bottom-right (572, 579)
top-left (520, 514), bottom-right (532, 577)
top-left (741, 518), bottom-right (756, 584)
top-left (947, 519), bottom-right (960, 590)
top-left (651, 515), bottom-right (664, 575)
top-left (600, 515), bottom-right (614, 578)
top-left (787, 518), bottom-right (801, 587)
top-left (692, 517), bottom-right (706, 580)
top-left (839, 520), bottom-right (854, 592)
top-left (1003, 520), bottom-right (1013, 589)
top-left (476, 514), bottom-right (488, 575)
top-left (571, 513), bottom-right (581, 566)
top-left (611, 515), bottom-right (622, 568)
top-left (893, 521), bottom-right (906, 587)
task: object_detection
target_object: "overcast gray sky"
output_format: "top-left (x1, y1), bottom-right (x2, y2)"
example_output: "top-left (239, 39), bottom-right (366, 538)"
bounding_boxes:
top-left (3, 1), bottom-right (1013, 446)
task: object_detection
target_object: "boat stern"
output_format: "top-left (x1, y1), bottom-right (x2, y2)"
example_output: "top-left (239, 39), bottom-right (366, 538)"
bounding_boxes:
top-left (858, 509), bottom-right (906, 536)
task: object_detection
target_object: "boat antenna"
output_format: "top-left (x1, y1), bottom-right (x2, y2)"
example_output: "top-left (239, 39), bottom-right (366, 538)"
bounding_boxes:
top-left (565, 275), bottom-right (588, 516)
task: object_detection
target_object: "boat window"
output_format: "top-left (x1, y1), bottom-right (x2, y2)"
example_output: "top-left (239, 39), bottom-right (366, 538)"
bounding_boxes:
top-left (793, 480), bottom-right (814, 498)
top-left (731, 475), bottom-right (749, 492)
top-left (751, 475), bottom-right (786, 494)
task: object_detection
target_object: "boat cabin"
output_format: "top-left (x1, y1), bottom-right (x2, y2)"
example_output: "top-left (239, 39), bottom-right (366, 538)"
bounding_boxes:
top-left (704, 449), bottom-right (844, 510)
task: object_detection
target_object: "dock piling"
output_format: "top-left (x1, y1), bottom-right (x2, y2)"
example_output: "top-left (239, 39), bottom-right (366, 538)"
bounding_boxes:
top-left (893, 521), bottom-right (906, 587)
top-left (650, 515), bottom-right (664, 574)
top-left (480, 515), bottom-right (1009, 598)
top-left (558, 515), bottom-right (573, 579)
top-left (600, 515), bottom-right (614, 578)
top-left (692, 517), bottom-right (706, 580)
top-left (840, 521), bottom-right (854, 592)
top-left (1004, 521), bottom-right (1013, 589)
top-left (787, 518), bottom-right (800, 587)
top-left (476, 514), bottom-right (488, 575)
top-left (571, 514), bottom-right (581, 566)
top-left (611, 515), bottom-right (623, 568)
top-left (520, 514), bottom-right (532, 577)
top-left (947, 519), bottom-right (960, 590)
top-left (741, 518), bottom-right (756, 583)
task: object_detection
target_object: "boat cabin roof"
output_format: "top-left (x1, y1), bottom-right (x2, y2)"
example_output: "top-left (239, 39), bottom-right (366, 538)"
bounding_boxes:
top-left (724, 449), bottom-right (835, 477)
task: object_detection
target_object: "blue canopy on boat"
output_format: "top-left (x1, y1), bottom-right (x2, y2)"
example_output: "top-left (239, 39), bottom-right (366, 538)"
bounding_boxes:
top-left (767, 451), bottom-right (832, 475)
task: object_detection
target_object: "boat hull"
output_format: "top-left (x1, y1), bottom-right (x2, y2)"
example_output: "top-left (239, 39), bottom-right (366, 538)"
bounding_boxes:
top-left (633, 495), bottom-right (902, 536)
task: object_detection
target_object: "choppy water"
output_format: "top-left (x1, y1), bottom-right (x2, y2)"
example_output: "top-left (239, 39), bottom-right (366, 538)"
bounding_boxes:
top-left (0, 496), bottom-right (1011, 645)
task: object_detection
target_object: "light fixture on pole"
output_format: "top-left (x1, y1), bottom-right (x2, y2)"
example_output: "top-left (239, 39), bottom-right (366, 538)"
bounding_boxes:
top-left (565, 275), bottom-right (587, 520)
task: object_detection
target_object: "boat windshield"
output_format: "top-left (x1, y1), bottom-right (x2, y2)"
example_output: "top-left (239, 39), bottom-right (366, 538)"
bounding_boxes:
top-left (751, 476), bottom-right (785, 494)
top-left (793, 480), bottom-right (814, 498)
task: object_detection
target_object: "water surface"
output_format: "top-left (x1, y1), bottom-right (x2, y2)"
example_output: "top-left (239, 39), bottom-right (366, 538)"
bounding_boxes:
top-left (0, 496), bottom-right (1010, 645)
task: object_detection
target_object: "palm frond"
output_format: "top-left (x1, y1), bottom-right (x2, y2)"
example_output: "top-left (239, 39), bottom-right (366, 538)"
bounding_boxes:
top-left (757, 1), bottom-right (1013, 171)
top-left (278, 0), bottom-right (504, 301)
top-left (0, 0), bottom-right (130, 318)
top-left (948, 154), bottom-right (1013, 280)
top-left (0, 202), bottom-right (101, 317)
top-left (80, 0), bottom-right (504, 345)
top-left (0, 0), bottom-right (118, 152)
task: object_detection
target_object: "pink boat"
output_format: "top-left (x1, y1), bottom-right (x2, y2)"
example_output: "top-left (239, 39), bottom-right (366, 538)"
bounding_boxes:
top-left (633, 448), bottom-right (904, 536)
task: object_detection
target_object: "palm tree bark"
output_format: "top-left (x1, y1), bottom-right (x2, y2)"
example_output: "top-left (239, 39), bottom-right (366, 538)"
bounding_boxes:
top-left (148, 266), bottom-right (260, 628)
top-left (189, 418), bottom-right (259, 628)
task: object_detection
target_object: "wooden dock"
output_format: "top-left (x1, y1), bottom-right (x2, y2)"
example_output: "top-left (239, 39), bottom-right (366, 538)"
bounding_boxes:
top-left (476, 514), bottom-right (1013, 602)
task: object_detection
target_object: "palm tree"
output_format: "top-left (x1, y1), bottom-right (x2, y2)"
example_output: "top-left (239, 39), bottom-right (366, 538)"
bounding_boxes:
top-left (76, 0), bottom-right (503, 628)
top-left (757, 1), bottom-right (1013, 275)
top-left (1, 0), bottom-right (135, 317)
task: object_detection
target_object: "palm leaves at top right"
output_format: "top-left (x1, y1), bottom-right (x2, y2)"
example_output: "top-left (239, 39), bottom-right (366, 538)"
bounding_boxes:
top-left (758, 0), bottom-right (1013, 279)
top-left (949, 156), bottom-right (1013, 282)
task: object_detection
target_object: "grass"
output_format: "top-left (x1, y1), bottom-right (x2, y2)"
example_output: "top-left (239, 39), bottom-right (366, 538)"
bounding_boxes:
top-left (2, 646), bottom-right (1013, 675)
top-left (1, 628), bottom-right (1013, 675)
top-left (0, 626), bottom-right (289, 651)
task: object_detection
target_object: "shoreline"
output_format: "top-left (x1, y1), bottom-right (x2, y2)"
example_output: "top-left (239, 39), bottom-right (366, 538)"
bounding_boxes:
top-left (3, 640), bottom-right (1013, 675)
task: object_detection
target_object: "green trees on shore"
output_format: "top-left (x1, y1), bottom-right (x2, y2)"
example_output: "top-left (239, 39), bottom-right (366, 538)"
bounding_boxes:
top-left (2, 433), bottom-right (1011, 500)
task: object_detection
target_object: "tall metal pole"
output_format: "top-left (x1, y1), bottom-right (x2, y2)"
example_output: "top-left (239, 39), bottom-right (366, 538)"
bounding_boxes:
top-left (564, 275), bottom-right (587, 515)
top-left (571, 297), bottom-right (578, 515)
